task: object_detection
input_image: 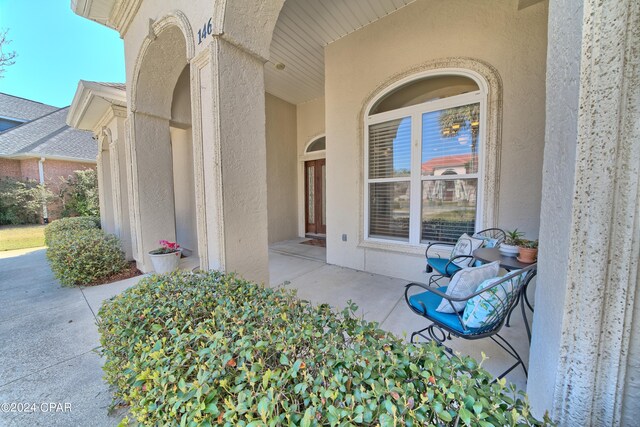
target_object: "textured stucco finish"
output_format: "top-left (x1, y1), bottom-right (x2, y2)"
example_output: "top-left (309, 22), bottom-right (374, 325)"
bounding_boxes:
top-left (171, 127), bottom-right (197, 254)
top-left (265, 93), bottom-right (298, 244)
top-left (120, 1), bottom-right (271, 282)
top-left (112, 114), bottom-right (133, 260)
top-left (527, 0), bottom-right (582, 417)
top-left (624, 289), bottom-right (640, 425)
top-left (98, 144), bottom-right (115, 233)
top-left (212, 0), bottom-right (285, 61)
top-left (324, 0), bottom-right (548, 279)
top-left (531, 0), bottom-right (640, 424)
top-left (215, 38), bottom-right (270, 283)
top-left (130, 114), bottom-right (177, 271)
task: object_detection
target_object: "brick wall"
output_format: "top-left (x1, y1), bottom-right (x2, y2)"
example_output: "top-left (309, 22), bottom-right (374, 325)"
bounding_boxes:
top-left (42, 160), bottom-right (95, 193)
top-left (43, 160), bottom-right (96, 220)
top-left (19, 158), bottom-right (40, 181)
top-left (0, 158), bottom-right (21, 178)
top-left (0, 157), bottom-right (96, 222)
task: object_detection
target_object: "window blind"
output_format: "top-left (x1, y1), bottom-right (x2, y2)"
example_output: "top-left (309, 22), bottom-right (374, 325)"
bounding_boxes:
top-left (368, 117), bottom-right (411, 179)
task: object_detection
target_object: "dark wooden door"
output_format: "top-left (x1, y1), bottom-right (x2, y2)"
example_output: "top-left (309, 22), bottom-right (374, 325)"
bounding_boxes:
top-left (304, 159), bottom-right (326, 234)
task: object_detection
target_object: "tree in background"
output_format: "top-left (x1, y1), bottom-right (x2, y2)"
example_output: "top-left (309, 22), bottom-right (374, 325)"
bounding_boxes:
top-left (58, 169), bottom-right (100, 217)
top-left (0, 178), bottom-right (54, 225)
top-left (0, 29), bottom-right (17, 77)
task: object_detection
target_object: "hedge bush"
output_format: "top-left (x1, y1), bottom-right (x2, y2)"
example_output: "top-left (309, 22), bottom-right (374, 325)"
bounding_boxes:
top-left (44, 216), bottom-right (100, 246)
top-left (0, 177), bottom-right (54, 225)
top-left (46, 228), bottom-right (127, 286)
top-left (98, 271), bottom-right (551, 427)
top-left (58, 169), bottom-right (100, 217)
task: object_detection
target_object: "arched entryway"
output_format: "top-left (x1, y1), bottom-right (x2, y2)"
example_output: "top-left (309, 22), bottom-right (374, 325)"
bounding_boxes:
top-left (170, 65), bottom-right (197, 258)
top-left (129, 22), bottom-right (199, 272)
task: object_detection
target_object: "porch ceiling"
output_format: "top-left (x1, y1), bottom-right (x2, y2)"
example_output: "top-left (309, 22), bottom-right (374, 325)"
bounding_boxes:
top-left (266, 0), bottom-right (417, 105)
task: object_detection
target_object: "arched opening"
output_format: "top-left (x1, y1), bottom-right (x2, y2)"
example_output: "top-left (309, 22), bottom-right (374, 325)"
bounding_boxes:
top-left (170, 65), bottom-right (197, 258)
top-left (365, 71), bottom-right (485, 244)
top-left (130, 24), bottom-right (199, 271)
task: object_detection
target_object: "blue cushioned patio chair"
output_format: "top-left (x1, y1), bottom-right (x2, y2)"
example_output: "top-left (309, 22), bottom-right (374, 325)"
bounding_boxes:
top-left (405, 263), bottom-right (536, 380)
top-left (425, 228), bottom-right (506, 287)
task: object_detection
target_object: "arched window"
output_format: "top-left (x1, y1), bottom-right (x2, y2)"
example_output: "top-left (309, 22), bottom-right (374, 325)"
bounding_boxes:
top-left (306, 136), bottom-right (326, 153)
top-left (365, 71), bottom-right (485, 244)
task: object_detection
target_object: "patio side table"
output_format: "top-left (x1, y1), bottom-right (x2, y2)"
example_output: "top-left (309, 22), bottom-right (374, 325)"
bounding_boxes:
top-left (473, 247), bottom-right (536, 342)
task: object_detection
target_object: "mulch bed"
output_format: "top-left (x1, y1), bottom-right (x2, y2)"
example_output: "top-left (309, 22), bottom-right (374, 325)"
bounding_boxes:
top-left (83, 261), bottom-right (142, 287)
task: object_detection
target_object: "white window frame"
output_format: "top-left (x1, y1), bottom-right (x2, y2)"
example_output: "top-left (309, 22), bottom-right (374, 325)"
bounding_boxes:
top-left (364, 69), bottom-right (488, 248)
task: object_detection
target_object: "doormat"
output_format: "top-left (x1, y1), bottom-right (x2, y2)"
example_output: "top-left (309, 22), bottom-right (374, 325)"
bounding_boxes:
top-left (300, 239), bottom-right (326, 248)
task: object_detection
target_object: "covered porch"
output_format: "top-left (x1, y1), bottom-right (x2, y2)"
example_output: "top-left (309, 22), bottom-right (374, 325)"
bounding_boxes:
top-left (67, 0), bottom-right (639, 423)
top-left (269, 238), bottom-right (532, 391)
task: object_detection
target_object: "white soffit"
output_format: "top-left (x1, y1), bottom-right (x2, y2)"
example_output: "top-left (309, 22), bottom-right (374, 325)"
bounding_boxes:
top-left (266, 0), bottom-right (416, 105)
top-left (71, 0), bottom-right (116, 28)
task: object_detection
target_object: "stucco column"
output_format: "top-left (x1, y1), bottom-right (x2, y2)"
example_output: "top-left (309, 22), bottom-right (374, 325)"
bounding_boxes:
top-left (112, 112), bottom-right (133, 261)
top-left (127, 112), bottom-right (177, 272)
top-left (528, 0), bottom-right (640, 424)
top-left (190, 37), bottom-right (269, 284)
top-left (95, 149), bottom-right (108, 230)
top-left (97, 134), bottom-right (115, 234)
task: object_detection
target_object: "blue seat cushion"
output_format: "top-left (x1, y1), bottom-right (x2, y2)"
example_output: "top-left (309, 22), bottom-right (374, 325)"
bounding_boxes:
top-left (408, 286), bottom-right (479, 335)
top-left (427, 258), bottom-right (462, 276)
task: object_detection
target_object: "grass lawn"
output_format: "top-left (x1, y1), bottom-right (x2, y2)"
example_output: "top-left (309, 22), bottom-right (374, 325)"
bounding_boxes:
top-left (0, 224), bottom-right (46, 251)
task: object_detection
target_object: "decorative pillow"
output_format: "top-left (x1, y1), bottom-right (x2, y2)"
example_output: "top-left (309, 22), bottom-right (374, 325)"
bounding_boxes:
top-left (436, 261), bottom-right (500, 313)
top-left (476, 236), bottom-right (500, 248)
top-left (462, 273), bottom-right (524, 329)
top-left (450, 233), bottom-right (485, 268)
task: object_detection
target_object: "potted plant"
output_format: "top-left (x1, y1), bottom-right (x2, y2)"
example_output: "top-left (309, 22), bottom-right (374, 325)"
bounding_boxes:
top-left (148, 240), bottom-right (181, 274)
top-left (499, 229), bottom-right (524, 257)
top-left (517, 239), bottom-right (538, 263)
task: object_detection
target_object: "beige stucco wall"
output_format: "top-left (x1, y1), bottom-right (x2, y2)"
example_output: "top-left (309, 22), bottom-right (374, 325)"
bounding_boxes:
top-left (94, 112), bottom-right (133, 260)
top-left (122, 1), bottom-right (212, 92)
top-left (296, 97), bottom-right (326, 236)
top-left (296, 97), bottom-right (325, 155)
top-left (324, 0), bottom-right (548, 281)
top-left (265, 93), bottom-right (298, 243)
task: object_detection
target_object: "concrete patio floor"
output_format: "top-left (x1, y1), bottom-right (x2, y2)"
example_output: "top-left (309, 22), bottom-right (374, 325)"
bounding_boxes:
top-left (270, 239), bottom-right (533, 391)
top-left (0, 240), bottom-right (533, 425)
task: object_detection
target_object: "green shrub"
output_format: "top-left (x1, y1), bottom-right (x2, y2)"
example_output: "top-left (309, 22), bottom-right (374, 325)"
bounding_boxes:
top-left (44, 216), bottom-right (100, 246)
top-left (58, 169), bottom-right (100, 217)
top-left (46, 228), bottom-right (127, 286)
top-left (0, 177), bottom-right (54, 225)
top-left (98, 271), bottom-right (550, 427)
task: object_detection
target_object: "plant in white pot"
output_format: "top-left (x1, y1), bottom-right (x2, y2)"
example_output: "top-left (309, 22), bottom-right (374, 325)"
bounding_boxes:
top-left (499, 229), bottom-right (524, 257)
top-left (148, 240), bottom-right (181, 274)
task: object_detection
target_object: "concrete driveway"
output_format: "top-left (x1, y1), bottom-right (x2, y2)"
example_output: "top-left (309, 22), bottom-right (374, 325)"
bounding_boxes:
top-left (0, 248), bottom-right (139, 427)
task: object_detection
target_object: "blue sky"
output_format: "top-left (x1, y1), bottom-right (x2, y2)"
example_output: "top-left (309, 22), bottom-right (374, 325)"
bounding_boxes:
top-left (0, 0), bottom-right (125, 107)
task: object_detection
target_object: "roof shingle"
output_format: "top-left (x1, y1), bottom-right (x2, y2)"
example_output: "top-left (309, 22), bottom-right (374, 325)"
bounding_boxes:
top-left (0, 93), bottom-right (58, 122)
top-left (0, 107), bottom-right (97, 162)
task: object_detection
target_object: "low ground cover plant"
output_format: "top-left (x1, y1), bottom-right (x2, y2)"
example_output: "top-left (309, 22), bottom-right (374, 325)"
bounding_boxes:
top-left (44, 216), bottom-right (100, 246)
top-left (99, 271), bottom-right (550, 426)
top-left (46, 227), bottom-right (127, 286)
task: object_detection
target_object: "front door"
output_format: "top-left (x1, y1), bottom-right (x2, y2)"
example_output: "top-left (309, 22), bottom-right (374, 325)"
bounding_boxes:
top-left (304, 159), bottom-right (326, 235)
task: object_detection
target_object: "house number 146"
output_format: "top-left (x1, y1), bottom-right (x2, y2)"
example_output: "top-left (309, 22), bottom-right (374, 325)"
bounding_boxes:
top-left (197, 18), bottom-right (213, 44)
